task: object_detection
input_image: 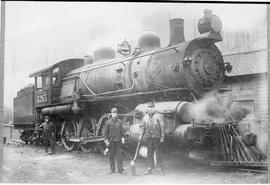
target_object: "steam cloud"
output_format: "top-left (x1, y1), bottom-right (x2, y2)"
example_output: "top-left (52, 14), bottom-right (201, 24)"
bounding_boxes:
top-left (191, 93), bottom-right (251, 124)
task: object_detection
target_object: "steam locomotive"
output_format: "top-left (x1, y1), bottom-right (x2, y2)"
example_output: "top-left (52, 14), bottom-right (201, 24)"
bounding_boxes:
top-left (14, 10), bottom-right (235, 160)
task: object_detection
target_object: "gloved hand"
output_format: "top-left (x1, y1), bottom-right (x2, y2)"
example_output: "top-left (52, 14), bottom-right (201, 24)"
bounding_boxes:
top-left (104, 139), bottom-right (109, 147)
top-left (121, 137), bottom-right (125, 144)
top-left (138, 134), bottom-right (143, 141)
top-left (103, 148), bottom-right (109, 156)
top-left (160, 138), bottom-right (164, 143)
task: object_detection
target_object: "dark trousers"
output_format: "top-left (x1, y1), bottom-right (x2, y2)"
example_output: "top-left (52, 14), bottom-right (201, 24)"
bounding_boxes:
top-left (43, 137), bottom-right (55, 153)
top-left (147, 138), bottom-right (164, 170)
top-left (109, 141), bottom-right (123, 172)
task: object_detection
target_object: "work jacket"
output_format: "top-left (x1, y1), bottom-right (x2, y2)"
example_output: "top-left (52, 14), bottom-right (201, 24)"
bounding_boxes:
top-left (141, 112), bottom-right (165, 140)
top-left (39, 121), bottom-right (55, 138)
top-left (104, 117), bottom-right (124, 142)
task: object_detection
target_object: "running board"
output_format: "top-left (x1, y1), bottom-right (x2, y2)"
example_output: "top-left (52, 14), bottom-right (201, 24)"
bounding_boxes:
top-left (68, 136), bottom-right (105, 144)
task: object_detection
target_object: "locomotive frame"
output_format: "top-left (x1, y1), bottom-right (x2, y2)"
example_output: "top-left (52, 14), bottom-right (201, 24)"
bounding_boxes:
top-left (13, 9), bottom-right (261, 166)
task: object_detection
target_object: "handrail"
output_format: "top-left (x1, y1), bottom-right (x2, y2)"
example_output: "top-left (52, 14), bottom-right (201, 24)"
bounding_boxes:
top-left (78, 76), bottom-right (97, 95)
top-left (81, 77), bottom-right (136, 97)
top-left (80, 87), bottom-right (190, 101)
top-left (69, 46), bottom-right (179, 75)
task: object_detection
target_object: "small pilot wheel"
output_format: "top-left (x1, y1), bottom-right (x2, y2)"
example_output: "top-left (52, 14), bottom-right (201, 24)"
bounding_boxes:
top-left (61, 120), bottom-right (76, 151)
top-left (79, 117), bottom-right (96, 153)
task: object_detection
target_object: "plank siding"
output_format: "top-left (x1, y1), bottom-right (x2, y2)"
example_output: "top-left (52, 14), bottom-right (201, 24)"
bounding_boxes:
top-left (220, 74), bottom-right (268, 154)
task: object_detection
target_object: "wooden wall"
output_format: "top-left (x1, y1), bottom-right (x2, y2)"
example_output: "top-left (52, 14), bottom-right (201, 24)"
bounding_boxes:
top-left (219, 73), bottom-right (268, 154)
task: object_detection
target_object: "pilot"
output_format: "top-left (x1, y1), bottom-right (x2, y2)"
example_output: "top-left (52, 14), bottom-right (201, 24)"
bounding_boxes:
top-left (139, 101), bottom-right (165, 175)
top-left (104, 107), bottom-right (126, 174)
top-left (39, 115), bottom-right (56, 155)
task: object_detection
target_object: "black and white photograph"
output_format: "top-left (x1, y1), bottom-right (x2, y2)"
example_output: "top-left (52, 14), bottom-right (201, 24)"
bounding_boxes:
top-left (0, 1), bottom-right (269, 183)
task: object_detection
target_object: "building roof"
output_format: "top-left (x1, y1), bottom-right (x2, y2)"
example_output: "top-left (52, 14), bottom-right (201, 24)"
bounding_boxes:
top-left (223, 49), bottom-right (267, 76)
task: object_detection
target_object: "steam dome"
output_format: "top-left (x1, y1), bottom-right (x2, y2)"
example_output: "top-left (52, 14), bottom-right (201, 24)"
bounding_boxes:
top-left (138, 32), bottom-right (160, 52)
top-left (93, 46), bottom-right (115, 62)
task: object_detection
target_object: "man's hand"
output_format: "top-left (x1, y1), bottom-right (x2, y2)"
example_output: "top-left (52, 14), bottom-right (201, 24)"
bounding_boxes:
top-left (138, 134), bottom-right (143, 141)
top-left (104, 139), bottom-right (109, 147)
top-left (160, 138), bottom-right (164, 143)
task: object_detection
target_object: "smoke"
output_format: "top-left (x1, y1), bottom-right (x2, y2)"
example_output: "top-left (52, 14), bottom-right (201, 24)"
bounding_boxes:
top-left (85, 5), bottom-right (146, 56)
top-left (85, 18), bottom-right (143, 56)
top-left (191, 92), bottom-right (251, 123)
top-left (191, 95), bottom-right (225, 123)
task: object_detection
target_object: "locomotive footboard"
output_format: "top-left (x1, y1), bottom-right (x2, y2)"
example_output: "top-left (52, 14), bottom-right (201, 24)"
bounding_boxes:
top-left (68, 136), bottom-right (105, 144)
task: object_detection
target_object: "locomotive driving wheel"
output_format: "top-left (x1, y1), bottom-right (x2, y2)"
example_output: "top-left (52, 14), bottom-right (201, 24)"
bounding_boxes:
top-left (79, 117), bottom-right (96, 153)
top-left (96, 113), bottom-right (111, 137)
top-left (61, 120), bottom-right (76, 151)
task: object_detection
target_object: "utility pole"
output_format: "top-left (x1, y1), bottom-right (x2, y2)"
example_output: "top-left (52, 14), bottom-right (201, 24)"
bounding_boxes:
top-left (267, 4), bottom-right (270, 184)
top-left (64, 39), bottom-right (67, 59)
top-left (93, 27), bottom-right (95, 41)
top-left (90, 27), bottom-right (93, 42)
top-left (0, 1), bottom-right (6, 182)
top-left (167, 4), bottom-right (172, 20)
top-left (54, 49), bottom-right (57, 63)
top-left (44, 43), bottom-right (48, 66)
top-left (12, 37), bottom-right (15, 68)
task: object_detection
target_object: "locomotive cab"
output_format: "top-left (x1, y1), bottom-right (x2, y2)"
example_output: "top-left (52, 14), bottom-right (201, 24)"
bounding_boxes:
top-left (29, 59), bottom-right (84, 108)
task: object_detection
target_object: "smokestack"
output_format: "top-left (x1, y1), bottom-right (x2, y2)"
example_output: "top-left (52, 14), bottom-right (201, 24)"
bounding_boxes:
top-left (169, 18), bottom-right (185, 46)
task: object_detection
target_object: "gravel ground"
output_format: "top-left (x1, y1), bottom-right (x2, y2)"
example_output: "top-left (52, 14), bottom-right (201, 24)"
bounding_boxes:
top-left (2, 143), bottom-right (268, 184)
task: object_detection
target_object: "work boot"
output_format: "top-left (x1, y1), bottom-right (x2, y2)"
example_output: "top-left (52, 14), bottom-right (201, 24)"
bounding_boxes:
top-left (50, 149), bottom-right (56, 155)
top-left (108, 170), bottom-right (115, 174)
top-left (144, 167), bottom-right (152, 175)
top-left (160, 168), bottom-right (165, 176)
top-left (119, 169), bottom-right (126, 174)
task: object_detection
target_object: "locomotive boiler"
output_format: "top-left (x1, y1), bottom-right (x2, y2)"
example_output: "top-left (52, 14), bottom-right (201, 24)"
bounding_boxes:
top-left (13, 10), bottom-right (233, 156)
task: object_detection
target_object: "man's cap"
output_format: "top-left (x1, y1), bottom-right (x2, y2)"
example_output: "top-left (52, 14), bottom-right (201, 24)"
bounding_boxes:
top-left (44, 115), bottom-right (50, 119)
top-left (147, 101), bottom-right (155, 108)
top-left (111, 107), bottom-right (118, 113)
top-left (134, 109), bottom-right (143, 118)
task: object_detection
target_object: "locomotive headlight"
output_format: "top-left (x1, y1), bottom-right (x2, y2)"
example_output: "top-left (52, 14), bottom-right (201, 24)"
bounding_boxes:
top-left (198, 9), bottom-right (222, 34)
top-left (210, 15), bottom-right (222, 33)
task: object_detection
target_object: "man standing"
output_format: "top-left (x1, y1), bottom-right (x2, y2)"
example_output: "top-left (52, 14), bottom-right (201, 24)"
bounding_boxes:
top-left (139, 102), bottom-right (165, 175)
top-left (39, 115), bottom-right (56, 155)
top-left (104, 107), bottom-right (126, 174)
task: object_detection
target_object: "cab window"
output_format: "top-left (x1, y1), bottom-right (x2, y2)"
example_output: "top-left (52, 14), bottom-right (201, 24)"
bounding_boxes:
top-left (60, 79), bottom-right (76, 98)
top-left (52, 67), bottom-right (60, 86)
top-left (43, 72), bottom-right (51, 88)
top-left (36, 75), bottom-right (42, 90)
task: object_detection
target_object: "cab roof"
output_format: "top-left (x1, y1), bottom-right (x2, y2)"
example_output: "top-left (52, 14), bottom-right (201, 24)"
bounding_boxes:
top-left (29, 58), bottom-right (84, 78)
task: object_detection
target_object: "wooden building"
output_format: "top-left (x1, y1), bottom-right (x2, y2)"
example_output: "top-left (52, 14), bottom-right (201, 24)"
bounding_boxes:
top-left (219, 49), bottom-right (268, 153)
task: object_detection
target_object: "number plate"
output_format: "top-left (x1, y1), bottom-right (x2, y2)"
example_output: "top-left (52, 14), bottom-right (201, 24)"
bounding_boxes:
top-left (37, 93), bottom-right (48, 103)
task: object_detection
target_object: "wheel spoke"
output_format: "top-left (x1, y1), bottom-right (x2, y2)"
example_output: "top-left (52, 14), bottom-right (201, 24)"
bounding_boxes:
top-left (61, 121), bottom-right (76, 151)
top-left (79, 118), bottom-right (96, 153)
top-left (97, 113), bottom-right (110, 137)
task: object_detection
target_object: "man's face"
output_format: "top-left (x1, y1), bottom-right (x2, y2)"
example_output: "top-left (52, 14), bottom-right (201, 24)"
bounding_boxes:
top-left (45, 118), bottom-right (49, 122)
top-left (111, 110), bottom-right (118, 118)
top-left (148, 108), bottom-right (155, 115)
